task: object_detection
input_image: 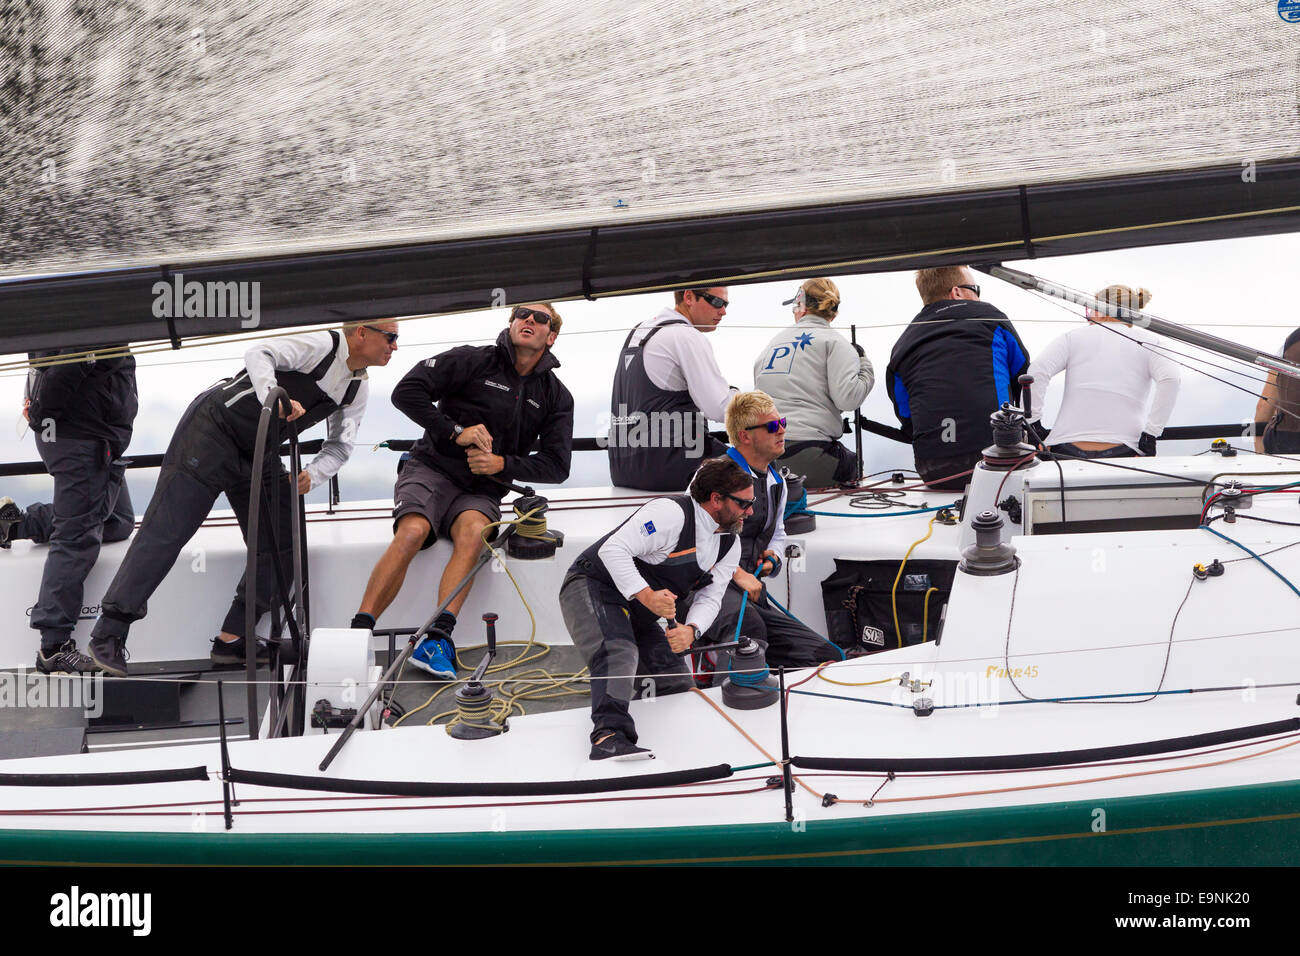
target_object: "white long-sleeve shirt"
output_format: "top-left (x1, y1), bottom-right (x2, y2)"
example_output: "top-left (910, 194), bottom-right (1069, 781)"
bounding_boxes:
top-left (242, 331), bottom-right (369, 491)
top-left (1029, 322), bottom-right (1180, 448)
top-left (597, 496), bottom-right (740, 634)
top-left (629, 308), bottom-right (737, 421)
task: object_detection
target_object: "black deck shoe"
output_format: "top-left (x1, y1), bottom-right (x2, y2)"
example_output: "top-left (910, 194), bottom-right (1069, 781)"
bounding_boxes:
top-left (0, 496), bottom-right (23, 549)
top-left (88, 634), bottom-right (129, 677)
top-left (210, 635), bottom-right (271, 667)
top-left (589, 730), bottom-right (655, 761)
top-left (35, 639), bottom-right (98, 675)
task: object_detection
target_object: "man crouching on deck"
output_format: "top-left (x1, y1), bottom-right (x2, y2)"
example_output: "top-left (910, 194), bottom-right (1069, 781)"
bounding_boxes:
top-left (348, 303), bottom-right (573, 677)
top-left (559, 457), bottom-right (749, 761)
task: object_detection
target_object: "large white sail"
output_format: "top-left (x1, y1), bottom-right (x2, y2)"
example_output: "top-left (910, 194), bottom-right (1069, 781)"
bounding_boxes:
top-left (1, 0), bottom-right (1298, 346)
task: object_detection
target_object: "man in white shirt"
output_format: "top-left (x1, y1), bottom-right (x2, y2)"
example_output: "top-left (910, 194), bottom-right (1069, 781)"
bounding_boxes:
top-left (88, 322), bottom-right (399, 676)
top-left (607, 287), bottom-right (738, 491)
top-left (559, 457), bottom-right (750, 760)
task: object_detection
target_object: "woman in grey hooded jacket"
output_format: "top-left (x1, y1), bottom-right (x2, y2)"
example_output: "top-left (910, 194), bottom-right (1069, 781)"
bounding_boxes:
top-left (753, 278), bottom-right (874, 487)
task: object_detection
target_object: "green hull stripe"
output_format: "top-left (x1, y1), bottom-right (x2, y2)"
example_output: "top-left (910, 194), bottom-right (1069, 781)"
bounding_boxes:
top-left (3, 777), bottom-right (1300, 866)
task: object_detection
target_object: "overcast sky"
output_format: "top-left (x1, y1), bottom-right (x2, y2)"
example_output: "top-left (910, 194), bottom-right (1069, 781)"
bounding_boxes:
top-left (2, 231), bottom-right (1296, 512)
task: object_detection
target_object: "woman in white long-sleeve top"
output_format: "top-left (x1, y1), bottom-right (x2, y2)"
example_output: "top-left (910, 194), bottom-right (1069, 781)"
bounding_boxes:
top-left (753, 278), bottom-right (875, 486)
top-left (1028, 285), bottom-right (1181, 459)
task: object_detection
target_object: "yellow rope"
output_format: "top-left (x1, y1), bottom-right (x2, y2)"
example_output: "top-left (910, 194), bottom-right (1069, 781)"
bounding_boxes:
top-left (892, 515), bottom-right (938, 648)
top-left (922, 587), bottom-right (940, 643)
top-left (389, 506), bottom-right (592, 730)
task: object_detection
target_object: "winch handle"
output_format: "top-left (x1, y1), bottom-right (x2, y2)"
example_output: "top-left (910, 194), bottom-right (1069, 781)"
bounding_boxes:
top-left (1018, 373), bottom-right (1034, 420)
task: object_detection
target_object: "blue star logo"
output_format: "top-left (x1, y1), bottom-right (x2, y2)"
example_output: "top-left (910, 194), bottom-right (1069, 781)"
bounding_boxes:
top-left (793, 332), bottom-right (815, 351)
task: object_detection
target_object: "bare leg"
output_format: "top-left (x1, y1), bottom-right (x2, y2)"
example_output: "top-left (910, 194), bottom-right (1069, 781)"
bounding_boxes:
top-left (439, 510), bottom-right (492, 616)
top-left (356, 514), bottom-right (433, 620)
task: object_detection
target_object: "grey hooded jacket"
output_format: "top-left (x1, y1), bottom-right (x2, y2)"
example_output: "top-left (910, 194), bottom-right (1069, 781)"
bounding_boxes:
top-left (752, 315), bottom-right (874, 441)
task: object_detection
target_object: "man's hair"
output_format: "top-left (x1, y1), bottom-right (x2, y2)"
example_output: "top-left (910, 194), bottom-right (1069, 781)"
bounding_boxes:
top-left (673, 288), bottom-right (717, 306)
top-left (726, 390), bottom-right (777, 446)
top-left (689, 457), bottom-right (752, 504)
top-left (915, 266), bottom-right (972, 305)
top-left (507, 302), bottom-right (563, 334)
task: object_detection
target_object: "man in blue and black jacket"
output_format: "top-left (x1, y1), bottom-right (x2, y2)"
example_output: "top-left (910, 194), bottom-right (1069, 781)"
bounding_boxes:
top-left (885, 266), bottom-right (1031, 491)
top-left (349, 304), bottom-right (574, 678)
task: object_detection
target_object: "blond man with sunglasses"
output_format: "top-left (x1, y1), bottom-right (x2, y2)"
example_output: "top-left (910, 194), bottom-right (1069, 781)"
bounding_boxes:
top-left (689, 391), bottom-right (842, 683)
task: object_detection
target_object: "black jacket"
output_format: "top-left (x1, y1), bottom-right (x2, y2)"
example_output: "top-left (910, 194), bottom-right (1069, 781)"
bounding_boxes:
top-left (392, 329), bottom-right (574, 498)
top-left (26, 347), bottom-right (138, 456)
top-left (885, 300), bottom-right (1030, 459)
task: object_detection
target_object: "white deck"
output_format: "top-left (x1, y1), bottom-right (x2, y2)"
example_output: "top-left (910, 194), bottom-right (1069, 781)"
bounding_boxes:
top-left (3, 455), bottom-right (1300, 837)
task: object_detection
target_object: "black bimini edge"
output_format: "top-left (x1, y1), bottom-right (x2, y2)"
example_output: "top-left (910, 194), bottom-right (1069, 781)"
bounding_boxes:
top-left (229, 763), bottom-right (734, 797)
top-left (792, 718), bottom-right (1300, 773)
top-left (0, 766), bottom-right (210, 787)
top-left (3, 159), bottom-right (1299, 353)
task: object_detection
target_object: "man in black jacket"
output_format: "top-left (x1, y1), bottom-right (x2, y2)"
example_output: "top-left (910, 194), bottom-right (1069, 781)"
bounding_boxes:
top-left (885, 266), bottom-right (1031, 490)
top-left (350, 303), bottom-right (574, 677)
top-left (0, 346), bottom-right (137, 674)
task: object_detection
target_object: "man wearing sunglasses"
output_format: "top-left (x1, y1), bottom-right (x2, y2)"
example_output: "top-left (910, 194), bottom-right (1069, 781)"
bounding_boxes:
top-left (349, 304), bottom-right (573, 678)
top-left (87, 321), bottom-right (399, 676)
top-left (559, 457), bottom-right (748, 760)
top-left (608, 287), bottom-right (737, 491)
top-left (886, 266), bottom-right (1031, 491)
top-left (692, 392), bottom-right (842, 685)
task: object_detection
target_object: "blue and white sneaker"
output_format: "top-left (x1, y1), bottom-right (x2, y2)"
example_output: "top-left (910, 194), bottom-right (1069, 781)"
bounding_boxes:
top-left (409, 634), bottom-right (457, 679)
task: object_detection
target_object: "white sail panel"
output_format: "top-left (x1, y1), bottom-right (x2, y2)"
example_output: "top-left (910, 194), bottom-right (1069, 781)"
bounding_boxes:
top-left (1, 0), bottom-right (1297, 279)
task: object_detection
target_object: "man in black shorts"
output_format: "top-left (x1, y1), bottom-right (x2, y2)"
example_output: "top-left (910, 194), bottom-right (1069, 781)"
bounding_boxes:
top-left (350, 303), bottom-right (574, 676)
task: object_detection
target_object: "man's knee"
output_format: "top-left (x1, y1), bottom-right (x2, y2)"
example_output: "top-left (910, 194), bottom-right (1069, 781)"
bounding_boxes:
top-left (392, 514), bottom-right (432, 554)
top-left (449, 510), bottom-right (492, 551)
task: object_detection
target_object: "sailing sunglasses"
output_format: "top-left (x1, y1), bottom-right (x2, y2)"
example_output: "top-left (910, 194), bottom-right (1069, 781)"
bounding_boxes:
top-left (723, 492), bottom-right (756, 511)
top-left (511, 306), bottom-right (555, 329)
top-left (692, 290), bottom-right (729, 309)
top-left (363, 325), bottom-right (399, 345)
top-left (744, 417), bottom-right (788, 434)
top-left (956, 284), bottom-right (981, 298)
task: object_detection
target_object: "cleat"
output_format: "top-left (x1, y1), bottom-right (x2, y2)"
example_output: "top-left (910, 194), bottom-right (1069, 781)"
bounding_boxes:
top-left (210, 635), bottom-right (271, 667)
top-left (409, 632), bottom-right (457, 679)
top-left (35, 639), bottom-right (98, 675)
top-left (88, 634), bottom-right (129, 677)
top-left (589, 730), bottom-right (654, 761)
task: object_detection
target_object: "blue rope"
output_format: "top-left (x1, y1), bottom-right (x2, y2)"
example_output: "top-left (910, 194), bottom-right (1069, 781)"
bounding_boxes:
top-left (803, 502), bottom-right (959, 518)
top-left (784, 486), bottom-right (809, 519)
top-left (1201, 525), bottom-right (1300, 599)
top-left (732, 589), bottom-right (749, 643)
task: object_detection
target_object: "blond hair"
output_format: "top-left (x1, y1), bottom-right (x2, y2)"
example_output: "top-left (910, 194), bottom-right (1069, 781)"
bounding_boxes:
top-left (726, 390), bottom-right (777, 446)
top-left (1094, 285), bottom-right (1151, 313)
top-left (915, 266), bottom-right (972, 305)
top-left (800, 277), bottom-right (841, 319)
